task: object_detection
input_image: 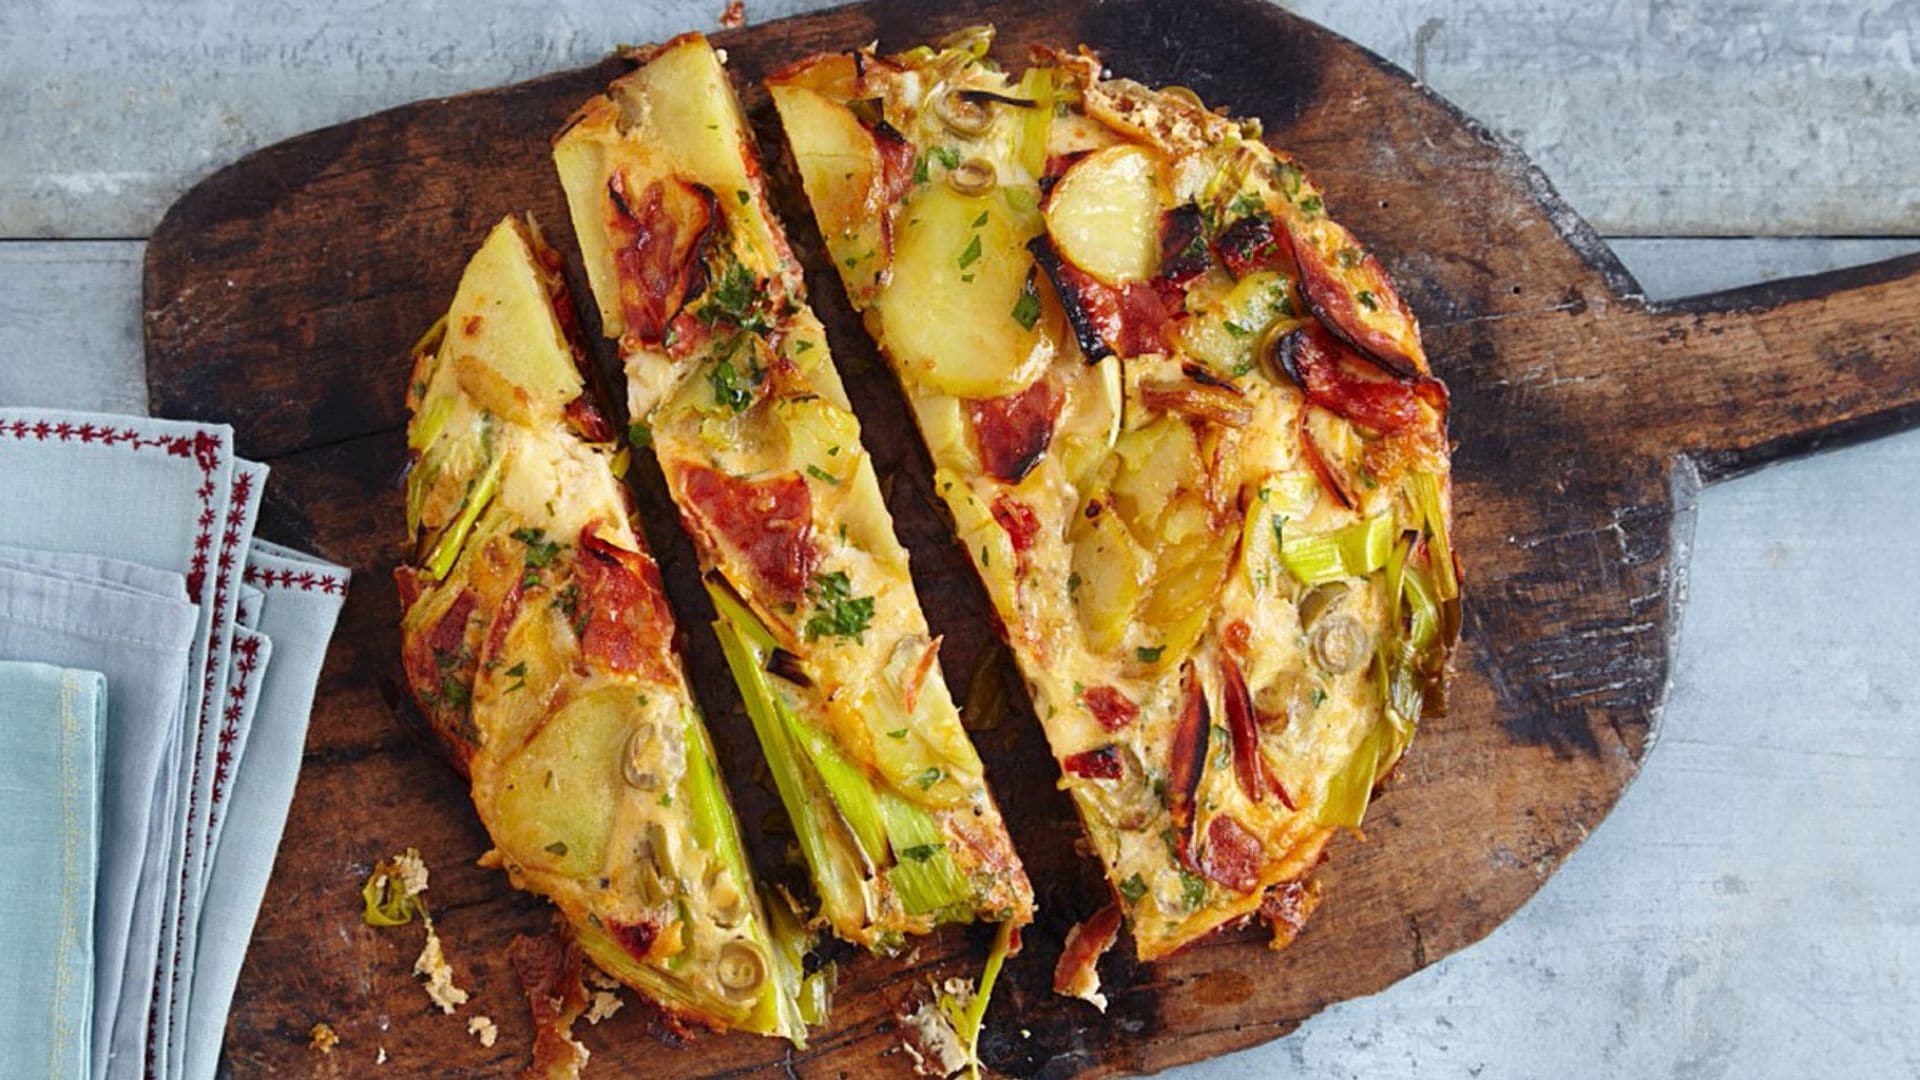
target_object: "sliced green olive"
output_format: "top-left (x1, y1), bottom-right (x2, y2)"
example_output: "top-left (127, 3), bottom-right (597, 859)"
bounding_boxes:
top-left (936, 87), bottom-right (995, 137)
top-left (704, 862), bottom-right (748, 928)
top-left (1309, 613), bottom-right (1369, 675)
top-left (946, 157), bottom-right (997, 196)
top-left (716, 939), bottom-right (769, 998)
top-left (1296, 581), bottom-right (1351, 630)
top-left (622, 720), bottom-right (660, 789)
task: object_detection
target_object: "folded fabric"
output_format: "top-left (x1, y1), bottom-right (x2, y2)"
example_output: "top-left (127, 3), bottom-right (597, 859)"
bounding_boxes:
top-left (162, 459), bottom-right (266, 1080)
top-left (0, 552), bottom-right (198, 1080)
top-left (199, 627), bottom-right (270, 896)
top-left (183, 542), bottom-right (348, 1080)
top-left (0, 410), bottom-right (235, 1080)
top-left (0, 661), bottom-right (107, 1080)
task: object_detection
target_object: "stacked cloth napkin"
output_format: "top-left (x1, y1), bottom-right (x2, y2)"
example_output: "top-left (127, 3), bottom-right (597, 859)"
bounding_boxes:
top-left (0, 409), bottom-right (349, 1080)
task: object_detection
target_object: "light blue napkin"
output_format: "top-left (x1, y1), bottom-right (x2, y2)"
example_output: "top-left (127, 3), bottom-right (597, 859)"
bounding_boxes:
top-left (0, 410), bottom-right (235, 1080)
top-left (0, 660), bottom-right (107, 1080)
top-left (183, 541), bottom-right (348, 1080)
top-left (0, 551), bottom-right (198, 1080)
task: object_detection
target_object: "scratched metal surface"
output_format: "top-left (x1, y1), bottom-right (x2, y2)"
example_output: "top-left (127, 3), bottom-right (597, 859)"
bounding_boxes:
top-left (1, 1), bottom-right (1917, 1077)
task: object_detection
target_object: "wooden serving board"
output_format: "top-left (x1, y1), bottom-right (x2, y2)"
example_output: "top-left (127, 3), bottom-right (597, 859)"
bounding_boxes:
top-left (141, 0), bottom-right (1920, 1074)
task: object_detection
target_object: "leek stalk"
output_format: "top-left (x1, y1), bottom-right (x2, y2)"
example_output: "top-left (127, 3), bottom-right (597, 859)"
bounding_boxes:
top-left (1281, 512), bottom-right (1393, 585)
top-left (423, 451), bottom-right (503, 580)
top-left (1407, 472), bottom-right (1458, 601)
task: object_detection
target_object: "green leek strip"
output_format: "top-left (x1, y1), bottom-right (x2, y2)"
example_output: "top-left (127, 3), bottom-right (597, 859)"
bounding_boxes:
top-left (423, 451), bottom-right (503, 580)
top-left (710, 614), bottom-right (866, 924)
top-left (774, 698), bottom-right (889, 868)
top-left (1281, 512), bottom-right (1394, 585)
top-left (407, 390), bottom-right (454, 452)
top-left (1399, 562), bottom-right (1440, 653)
top-left (1408, 472), bottom-right (1458, 601)
top-left (953, 919), bottom-right (1017, 1080)
top-left (1015, 67), bottom-right (1055, 182)
top-left (877, 791), bottom-right (969, 918)
top-left (762, 887), bottom-right (832, 1035)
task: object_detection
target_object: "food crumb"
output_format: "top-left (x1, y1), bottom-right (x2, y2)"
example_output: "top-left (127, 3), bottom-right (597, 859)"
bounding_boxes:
top-left (585, 990), bottom-right (623, 1025)
top-left (376, 1046), bottom-right (388, 1065)
top-left (718, 0), bottom-right (745, 29)
top-left (309, 1022), bottom-right (339, 1055)
top-left (897, 997), bottom-right (968, 1078)
top-left (414, 920), bottom-right (469, 1013)
top-left (468, 1015), bottom-right (499, 1048)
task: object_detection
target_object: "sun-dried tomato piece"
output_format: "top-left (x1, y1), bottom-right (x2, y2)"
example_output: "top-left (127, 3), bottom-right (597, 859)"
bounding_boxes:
top-left (1080, 685), bottom-right (1140, 732)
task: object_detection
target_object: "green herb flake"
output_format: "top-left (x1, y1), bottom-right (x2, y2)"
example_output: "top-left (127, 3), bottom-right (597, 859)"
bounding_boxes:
top-left (707, 354), bottom-right (759, 413)
top-left (1011, 280), bottom-right (1042, 330)
top-left (1180, 871), bottom-right (1208, 909)
top-left (912, 766), bottom-right (945, 790)
top-left (511, 527), bottom-right (562, 570)
top-left (793, 339), bottom-right (815, 353)
top-left (806, 464), bottom-right (841, 486)
top-left (736, 188), bottom-right (751, 205)
top-left (1310, 687), bottom-right (1328, 708)
top-left (1136, 645), bottom-right (1165, 663)
top-left (1067, 571), bottom-right (1082, 598)
top-left (1356, 289), bottom-right (1379, 312)
top-left (627, 420), bottom-right (652, 448)
top-left (1338, 247), bottom-right (1363, 269)
top-left (912, 154), bottom-right (931, 185)
top-left (931, 145), bottom-right (961, 169)
top-left (957, 234), bottom-right (983, 269)
top-left (900, 842), bottom-right (943, 862)
top-left (545, 840), bottom-right (569, 856)
top-left (970, 210), bottom-right (989, 228)
top-left (1229, 192), bottom-right (1265, 218)
top-left (503, 661), bottom-right (528, 694)
top-left (887, 728), bottom-right (909, 740)
top-left (1119, 873), bottom-right (1148, 904)
top-left (803, 570), bottom-right (875, 643)
top-left (1222, 319), bottom-right (1252, 339)
top-left (1299, 194), bottom-right (1324, 216)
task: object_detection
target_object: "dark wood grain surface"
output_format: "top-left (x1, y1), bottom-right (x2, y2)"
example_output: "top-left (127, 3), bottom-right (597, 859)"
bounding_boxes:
top-left (141, 0), bottom-right (1920, 1075)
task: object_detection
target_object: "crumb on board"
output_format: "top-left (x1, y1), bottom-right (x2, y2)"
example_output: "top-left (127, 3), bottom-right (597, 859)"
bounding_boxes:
top-left (309, 1022), bottom-right (339, 1055)
top-left (414, 920), bottom-right (470, 1013)
top-left (376, 1046), bottom-right (388, 1065)
top-left (897, 996), bottom-right (968, 1078)
top-left (585, 989), bottom-right (623, 1025)
top-left (718, 0), bottom-right (745, 28)
top-left (468, 1015), bottom-right (499, 1048)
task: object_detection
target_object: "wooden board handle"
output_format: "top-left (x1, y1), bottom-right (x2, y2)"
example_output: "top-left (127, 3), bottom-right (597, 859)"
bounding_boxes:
top-left (1632, 252), bottom-right (1920, 481)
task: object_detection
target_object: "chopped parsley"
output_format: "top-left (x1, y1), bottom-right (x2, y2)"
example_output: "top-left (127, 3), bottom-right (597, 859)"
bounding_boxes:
top-left (1356, 289), bottom-right (1379, 312)
top-left (545, 841), bottom-right (569, 856)
top-left (1338, 247), bottom-right (1363, 269)
top-left (736, 188), bottom-right (751, 205)
top-left (912, 766), bottom-right (945, 790)
top-left (1067, 571), bottom-right (1082, 598)
top-left (1136, 645), bottom-right (1165, 663)
top-left (1119, 873), bottom-right (1148, 904)
top-left (1229, 191), bottom-right (1266, 218)
top-left (886, 728), bottom-right (908, 740)
top-left (1310, 687), bottom-right (1328, 708)
top-left (793, 339), bottom-right (814, 353)
top-left (957, 234), bottom-right (983, 269)
top-left (627, 420), bottom-right (652, 448)
top-left (1298, 193), bottom-right (1324, 216)
top-left (1222, 319), bottom-right (1252, 339)
top-left (503, 661), bottom-right (528, 694)
top-left (930, 145), bottom-right (961, 169)
top-left (511, 528), bottom-right (561, 570)
top-left (802, 571), bottom-right (875, 643)
top-left (805, 464), bottom-right (840, 486)
top-left (1010, 274), bottom-right (1042, 330)
top-left (1179, 871), bottom-right (1208, 909)
top-left (699, 263), bottom-right (768, 333)
top-left (707, 353), bottom-right (759, 413)
top-left (912, 154), bottom-right (931, 185)
top-left (899, 842), bottom-right (943, 862)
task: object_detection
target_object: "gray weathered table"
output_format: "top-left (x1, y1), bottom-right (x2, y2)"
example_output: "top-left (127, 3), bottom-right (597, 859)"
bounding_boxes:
top-left (3, 2), bottom-right (1915, 1076)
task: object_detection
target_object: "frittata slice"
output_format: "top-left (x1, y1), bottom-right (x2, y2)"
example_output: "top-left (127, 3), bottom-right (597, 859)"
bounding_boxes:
top-left (769, 29), bottom-right (1459, 964)
top-left (553, 35), bottom-right (1034, 952)
top-left (397, 215), bottom-right (821, 1040)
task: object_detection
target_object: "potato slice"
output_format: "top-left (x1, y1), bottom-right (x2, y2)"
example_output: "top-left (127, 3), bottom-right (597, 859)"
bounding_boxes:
top-left (877, 185), bottom-right (1052, 399)
top-left (767, 85), bottom-right (890, 292)
top-left (1044, 145), bottom-right (1169, 285)
top-left (1071, 499), bottom-right (1148, 655)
